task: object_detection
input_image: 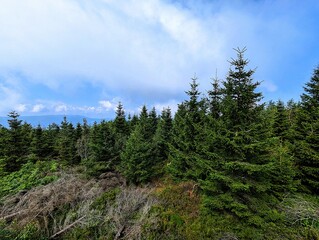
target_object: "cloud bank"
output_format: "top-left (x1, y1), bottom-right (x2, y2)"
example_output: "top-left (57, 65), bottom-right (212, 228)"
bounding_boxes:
top-left (0, 0), bottom-right (318, 116)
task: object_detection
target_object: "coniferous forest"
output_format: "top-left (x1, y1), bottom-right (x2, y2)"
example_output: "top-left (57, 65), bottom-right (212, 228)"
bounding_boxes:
top-left (0, 48), bottom-right (318, 239)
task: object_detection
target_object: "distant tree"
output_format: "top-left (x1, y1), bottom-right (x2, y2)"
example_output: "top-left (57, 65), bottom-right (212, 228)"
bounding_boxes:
top-left (89, 121), bottom-right (116, 171)
top-left (273, 100), bottom-right (290, 141)
top-left (113, 102), bottom-right (129, 165)
top-left (128, 114), bottom-right (139, 133)
top-left (149, 107), bottom-right (159, 136)
top-left (58, 117), bottom-right (77, 164)
top-left (76, 119), bottom-right (91, 162)
top-left (114, 102), bottom-right (128, 135)
top-left (46, 123), bottom-right (60, 159)
top-left (153, 107), bottom-right (173, 176)
top-left (208, 75), bottom-right (222, 119)
top-left (31, 125), bottom-right (47, 160)
top-left (169, 77), bottom-right (206, 179)
top-left (120, 124), bottom-right (154, 184)
top-left (3, 111), bottom-right (29, 172)
top-left (120, 105), bottom-right (158, 184)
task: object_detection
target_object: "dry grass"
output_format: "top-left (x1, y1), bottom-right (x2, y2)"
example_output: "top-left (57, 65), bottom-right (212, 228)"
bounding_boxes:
top-left (105, 187), bottom-right (159, 239)
top-left (279, 194), bottom-right (319, 227)
top-left (0, 171), bottom-right (125, 237)
top-left (0, 171), bottom-right (161, 239)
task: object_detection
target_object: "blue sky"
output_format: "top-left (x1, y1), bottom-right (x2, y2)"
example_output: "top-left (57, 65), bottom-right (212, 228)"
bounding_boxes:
top-left (0, 0), bottom-right (318, 118)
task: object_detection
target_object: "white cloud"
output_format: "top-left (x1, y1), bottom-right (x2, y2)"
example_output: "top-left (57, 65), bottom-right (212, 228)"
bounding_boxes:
top-left (55, 104), bottom-right (68, 113)
top-left (0, 0), bottom-right (317, 116)
top-left (99, 100), bottom-right (113, 110)
top-left (31, 104), bottom-right (45, 113)
top-left (14, 104), bottom-right (27, 113)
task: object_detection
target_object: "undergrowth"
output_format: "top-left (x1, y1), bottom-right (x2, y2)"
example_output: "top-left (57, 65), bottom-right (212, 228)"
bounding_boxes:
top-left (0, 160), bottom-right (59, 199)
top-left (0, 170), bottom-right (318, 239)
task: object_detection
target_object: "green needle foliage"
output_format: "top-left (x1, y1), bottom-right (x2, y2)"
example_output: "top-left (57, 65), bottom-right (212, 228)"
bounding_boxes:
top-left (295, 66), bottom-right (319, 194)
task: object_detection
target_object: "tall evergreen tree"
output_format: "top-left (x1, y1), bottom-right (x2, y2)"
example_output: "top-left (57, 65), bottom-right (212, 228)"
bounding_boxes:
top-left (46, 123), bottom-right (60, 159)
top-left (149, 107), bottom-right (159, 136)
top-left (128, 114), bottom-right (139, 133)
top-left (221, 47), bottom-right (263, 129)
top-left (273, 100), bottom-right (290, 141)
top-left (201, 48), bottom-right (295, 220)
top-left (76, 119), bottom-right (91, 162)
top-left (114, 102), bottom-right (128, 135)
top-left (120, 105), bottom-right (158, 183)
top-left (3, 111), bottom-right (29, 172)
top-left (169, 77), bottom-right (206, 179)
top-left (31, 125), bottom-right (47, 160)
top-left (58, 117), bottom-right (77, 164)
top-left (153, 107), bottom-right (173, 174)
top-left (294, 65), bottom-right (319, 193)
top-left (208, 75), bottom-right (222, 119)
top-left (113, 102), bottom-right (129, 165)
top-left (90, 121), bottom-right (116, 166)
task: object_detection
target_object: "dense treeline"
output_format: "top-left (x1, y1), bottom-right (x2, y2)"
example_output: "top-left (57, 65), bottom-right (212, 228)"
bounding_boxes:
top-left (0, 48), bottom-right (318, 238)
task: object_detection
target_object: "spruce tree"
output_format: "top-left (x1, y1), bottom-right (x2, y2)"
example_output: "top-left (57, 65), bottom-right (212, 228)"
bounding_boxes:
top-left (153, 107), bottom-right (173, 175)
top-left (31, 125), bottom-right (47, 160)
top-left (169, 77), bottom-right (206, 179)
top-left (149, 107), bottom-right (159, 136)
top-left (273, 100), bottom-right (290, 141)
top-left (120, 124), bottom-right (154, 184)
top-left (113, 102), bottom-right (129, 165)
top-left (120, 105), bottom-right (158, 183)
top-left (294, 66), bottom-right (319, 193)
top-left (76, 119), bottom-right (91, 162)
top-left (201, 48), bottom-right (295, 220)
top-left (3, 111), bottom-right (29, 172)
top-left (208, 75), bottom-right (222, 119)
top-left (46, 123), bottom-right (60, 159)
top-left (114, 102), bottom-right (128, 135)
top-left (90, 121), bottom-right (116, 166)
top-left (58, 117), bottom-right (77, 164)
top-left (128, 114), bottom-right (139, 133)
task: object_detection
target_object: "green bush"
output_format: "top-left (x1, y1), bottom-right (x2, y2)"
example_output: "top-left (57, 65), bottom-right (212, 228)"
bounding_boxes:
top-left (0, 160), bottom-right (59, 199)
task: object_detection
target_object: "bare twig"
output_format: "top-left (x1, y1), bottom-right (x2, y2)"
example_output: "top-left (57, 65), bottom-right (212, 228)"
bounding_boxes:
top-left (0, 211), bottom-right (23, 220)
top-left (49, 215), bottom-right (85, 239)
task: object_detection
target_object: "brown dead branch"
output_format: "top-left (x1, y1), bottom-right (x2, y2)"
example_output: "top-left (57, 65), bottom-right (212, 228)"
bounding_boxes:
top-left (0, 211), bottom-right (23, 220)
top-left (49, 215), bottom-right (85, 239)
